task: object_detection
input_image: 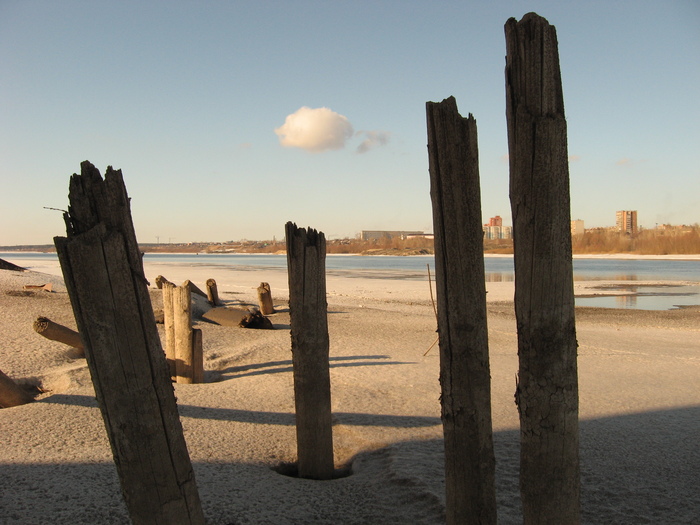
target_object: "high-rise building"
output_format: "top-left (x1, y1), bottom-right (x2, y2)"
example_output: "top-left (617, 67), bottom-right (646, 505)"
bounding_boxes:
top-left (488, 216), bottom-right (503, 227)
top-left (616, 210), bottom-right (637, 234)
top-left (570, 219), bottom-right (585, 236)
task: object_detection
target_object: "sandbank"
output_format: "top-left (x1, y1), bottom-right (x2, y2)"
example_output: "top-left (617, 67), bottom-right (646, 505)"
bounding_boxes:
top-left (0, 259), bottom-right (698, 524)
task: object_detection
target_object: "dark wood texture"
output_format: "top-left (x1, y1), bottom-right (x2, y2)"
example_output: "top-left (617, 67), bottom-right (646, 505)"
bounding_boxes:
top-left (505, 13), bottom-right (581, 524)
top-left (54, 161), bottom-right (204, 524)
top-left (285, 222), bottom-right (334, 480)
top-left (426, 96), bottom-right (497, 525)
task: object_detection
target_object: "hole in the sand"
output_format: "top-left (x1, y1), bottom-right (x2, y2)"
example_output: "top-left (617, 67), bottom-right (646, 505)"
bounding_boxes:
top-left (271, 461), bottom-right (353, 480)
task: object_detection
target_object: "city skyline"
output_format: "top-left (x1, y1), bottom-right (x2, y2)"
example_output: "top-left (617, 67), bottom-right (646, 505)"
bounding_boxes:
top-left (1, 2), bottom-right (698, 245)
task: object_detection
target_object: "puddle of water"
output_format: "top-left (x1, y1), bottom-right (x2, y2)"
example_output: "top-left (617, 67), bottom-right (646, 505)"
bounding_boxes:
top-left (575, 285), bottom-right (700, 310)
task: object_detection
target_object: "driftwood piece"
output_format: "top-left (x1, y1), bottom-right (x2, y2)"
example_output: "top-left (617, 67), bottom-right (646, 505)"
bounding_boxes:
top-left (184, 280), bottom-right (207, 299)
top-left (0, 369), bottom-right (34, 408)
top-left (426, 96), bottom-right (497, 524)
top-left (257, 282), bottom-right (274, 314)
top-left (285, 222), bottom-right (334, 480)
top-left (239, 310), bottom-right (274, 329)
top-left (206, 278), bottom-right (222, 306)
top-left (0, 258), bottom-right (26, 272)
top-left (505, 13), bottom-right (580, 524)
top-left (33, 316), bottom-right (85, 357)
top-left (53, 161), bottom-right (204, 524)
top-left (155, 275), bottom-right (172, 289)
top-left (23, 283), bottom-right (53, 292)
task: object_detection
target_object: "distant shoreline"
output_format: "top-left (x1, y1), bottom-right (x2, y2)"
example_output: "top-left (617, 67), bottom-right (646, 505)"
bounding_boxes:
top-left (2, 248), bottom-right (699, 261)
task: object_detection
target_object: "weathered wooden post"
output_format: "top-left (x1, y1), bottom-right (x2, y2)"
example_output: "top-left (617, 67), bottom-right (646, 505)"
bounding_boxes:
top-left (206, 278), bottom-right (222, 306)
top-left (54, 161), bottom-right (205, 524)
top-left (33, 316), bottom-right (85, 356)
top-left (173, 284), bottom-right (195, 384)
top-left (257, 282), bottom-right (274, 315)
top-left (0, 369), bottom-right (34, 408)
top-left (162, 280), bottom-right (177, 378)
top-left (426, 96), bottom-right (497, 524)
top-left (505, 13), bottom-right (580, 524)
top-left (285, 221), bottom-right (334, 480)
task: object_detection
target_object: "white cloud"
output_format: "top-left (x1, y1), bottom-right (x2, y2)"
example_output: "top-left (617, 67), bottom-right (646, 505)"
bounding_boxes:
top-left (356, 130), bottom-right (390, 154)
top-left (274, 107), bottom-right (353, 153)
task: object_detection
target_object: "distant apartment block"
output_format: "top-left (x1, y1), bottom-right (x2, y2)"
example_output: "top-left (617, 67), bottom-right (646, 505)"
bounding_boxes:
top-left (483, 216), bottom-right (512, 240)
top-left (360, 230), bottom-right (424, 241)
top-left (571, 219), bottom-right (585, 236)
top-left (616, 210), bottom-right (638, 234)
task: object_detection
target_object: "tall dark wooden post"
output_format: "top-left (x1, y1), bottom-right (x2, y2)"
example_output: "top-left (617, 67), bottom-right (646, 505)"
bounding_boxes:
top-left (285, 221), bottom-right (334, 480)
top-left (426, 96), bottom-right (497, 525)
top-left (54, 161), bottom-right (205, 525)
top-left (505, 13), bottom-right (581, 524)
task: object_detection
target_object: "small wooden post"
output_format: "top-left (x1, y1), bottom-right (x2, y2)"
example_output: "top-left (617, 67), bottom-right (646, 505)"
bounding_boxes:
top-left (426, 96), bottom-right (497, 524)
top-left (54, 161), bottom-right (204, 524)
top-left (33, 316), bottom-right (85, 356)
top-left (206, 278), bottom-right (222, 306)
top-left (0, 369), bottom-right (34, 408)
top-left (162, 281), bottom-right (177, 378)
top-left (257, 282), bottom-right (274, 315)
top-left (285, 221), bottom-right (334, 480)
top-left (505, 13), bottom-right (580, 524)
top-left (155, 275), bottom-right (172, 289)
top-left (173, 284), bottom-right (194, 384)
top-left (192, 328), bottom-right (204, 384)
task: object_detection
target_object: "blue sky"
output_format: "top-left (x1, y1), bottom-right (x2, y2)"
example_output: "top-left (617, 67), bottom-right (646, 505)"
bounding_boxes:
top-left (1, 1), bottom-right (698, 245)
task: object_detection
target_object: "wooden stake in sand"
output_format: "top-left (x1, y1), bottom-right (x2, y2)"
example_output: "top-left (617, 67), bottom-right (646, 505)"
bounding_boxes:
top-left (54, 161), bottom-right (204, 525)
top-left (426, 96), bottom-right (497, 524)
top-left (0, 369), bottom-right (34, 408)
top-left (161, 280), bottom-right (204, 383)
top-left (257, 282), bottom-right (274, 315)
top-left (505, 13), bottom-right (580, 524)
top-left (285, 221), bottom-right (334, 480)
top-left (206, 278), bottom-right (222, 306)
top-left (33, 316), bottom-right (85, 357)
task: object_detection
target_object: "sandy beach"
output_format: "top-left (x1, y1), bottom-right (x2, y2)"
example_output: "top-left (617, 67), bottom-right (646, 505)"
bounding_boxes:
top-left (1, 256), bottom-right (698, 524)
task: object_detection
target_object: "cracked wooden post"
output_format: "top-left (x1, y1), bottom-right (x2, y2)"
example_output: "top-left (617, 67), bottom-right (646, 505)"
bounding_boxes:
top-left (174, 283), bottom-right (195, 384)
top-left (426, 96), bottom-right (497, 524)
top-left (285, 222), bottom-right (334, 480)
top-left (505, 13), bottom-right (580, 524)
top-left (54, 161), bottom-right (205, 524)
top-left (257, 282), bottom-right (274, 315)
top-left (206, 278), bottom-right (222, 306)
top-left (162, 280), bottom-right (177, 379)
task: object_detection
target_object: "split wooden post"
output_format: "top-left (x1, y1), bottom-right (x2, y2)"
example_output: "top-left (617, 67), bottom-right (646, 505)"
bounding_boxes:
top-left (0, 369), bottom-right (34, 408)
top-left (161, 281), bottom-right (177, 378)
top-left (54, 161), bottom-right (205, 524)
top-left (505, 13), bottom-right (580, 524)
top-left (206, 278), bottom-right (222, 306)
top-left (257, 282), bottom-right (274, 315)
top-left (173, 284), bottom-right (195, 384)
top-left (33, 316), bottom-right (85, 357)
top-left (426, 96), bottom-right (497, 524)
top-left (285, 221), bottom-right (334, 480)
